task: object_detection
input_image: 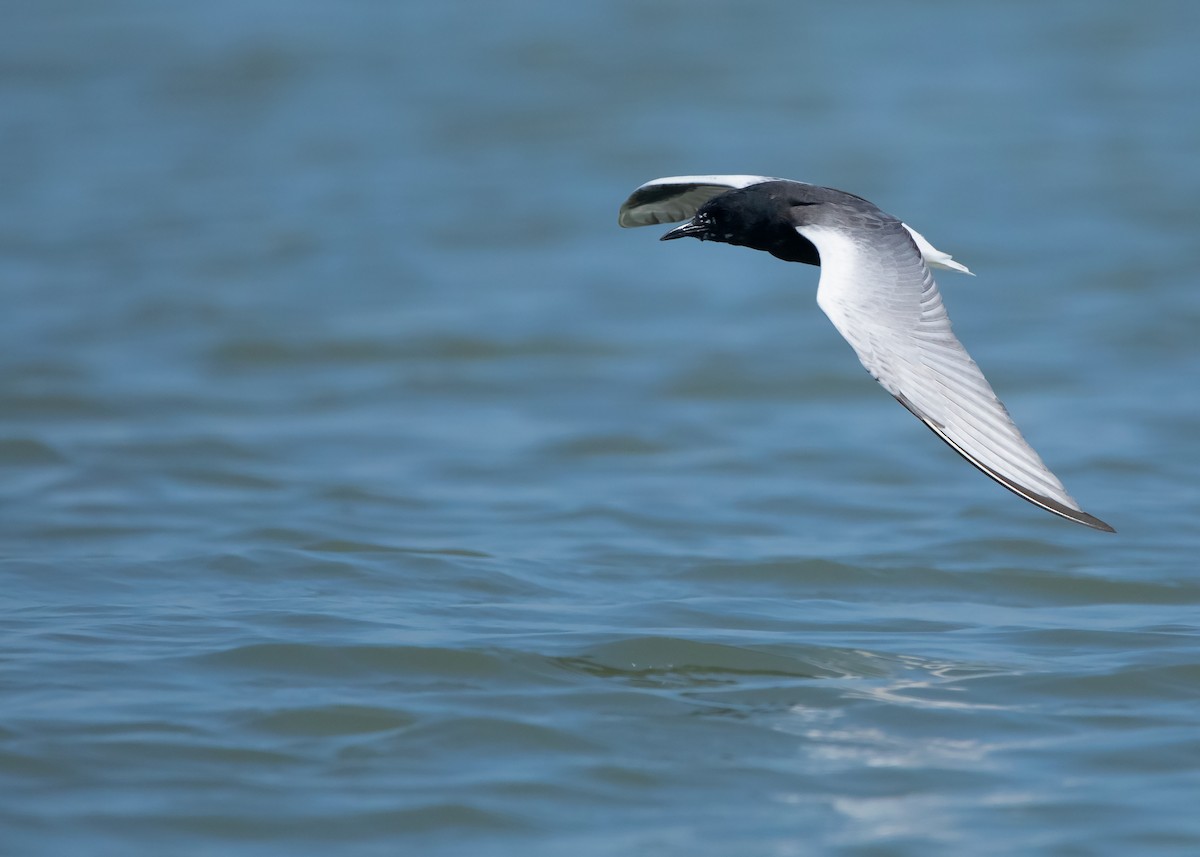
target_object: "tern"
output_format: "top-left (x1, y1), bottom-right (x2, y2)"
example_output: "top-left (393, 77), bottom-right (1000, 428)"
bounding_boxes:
top-left (618, 175), bottom-right (1113, 532)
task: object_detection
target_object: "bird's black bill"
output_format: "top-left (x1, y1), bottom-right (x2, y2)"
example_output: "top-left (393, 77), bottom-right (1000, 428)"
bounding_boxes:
top-left (660, 220), bottom-right (706, 241)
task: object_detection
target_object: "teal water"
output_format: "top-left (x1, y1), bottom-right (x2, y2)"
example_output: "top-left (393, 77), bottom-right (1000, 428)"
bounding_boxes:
top-left (3, 2), bottom-right (1199, 855)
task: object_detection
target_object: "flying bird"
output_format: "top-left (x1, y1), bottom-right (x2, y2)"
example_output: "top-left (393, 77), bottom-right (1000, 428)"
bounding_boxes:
top-left (618, 175), bottom-right (1113, 532)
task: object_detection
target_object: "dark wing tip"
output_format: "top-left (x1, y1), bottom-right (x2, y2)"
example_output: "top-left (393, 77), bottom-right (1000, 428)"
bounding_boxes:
top-left (892, 394), bottom-right (1116, 533)
top-left (1008, 486), bottom-right (1115, 533)
top-left (1066, 509), bottom-right (1116, 533)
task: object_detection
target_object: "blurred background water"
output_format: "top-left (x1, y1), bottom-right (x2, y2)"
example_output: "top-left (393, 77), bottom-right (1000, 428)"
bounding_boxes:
top-left (2, 1), bottom-right (1199, 854)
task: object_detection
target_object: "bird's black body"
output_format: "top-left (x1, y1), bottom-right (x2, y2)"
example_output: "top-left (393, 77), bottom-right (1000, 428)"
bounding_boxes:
top-left (660, 181), bottom-right (888, 266)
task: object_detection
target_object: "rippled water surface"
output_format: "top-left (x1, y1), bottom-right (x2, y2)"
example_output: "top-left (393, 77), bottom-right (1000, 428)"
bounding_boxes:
top-left (3, 2), bottom-right (1200, 855)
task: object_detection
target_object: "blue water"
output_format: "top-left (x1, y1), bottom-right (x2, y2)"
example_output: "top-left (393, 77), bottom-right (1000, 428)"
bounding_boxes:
top-left (3, 2), bottom-right (1200, 855)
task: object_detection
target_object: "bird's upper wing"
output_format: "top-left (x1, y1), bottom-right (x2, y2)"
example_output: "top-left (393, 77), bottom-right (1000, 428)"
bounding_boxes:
top-left (799, 220), bottom-right (1113, 531)
top-left (618, 175), bottom-right (779, 227)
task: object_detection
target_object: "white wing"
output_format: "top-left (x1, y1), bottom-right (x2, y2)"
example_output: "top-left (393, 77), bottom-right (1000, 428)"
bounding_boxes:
top-left (620, 176), bottom-right (974, 276)
top-left (618, 175), bottom-right (779, 227)
top-left (799, 222), bottom-right (1113, 531)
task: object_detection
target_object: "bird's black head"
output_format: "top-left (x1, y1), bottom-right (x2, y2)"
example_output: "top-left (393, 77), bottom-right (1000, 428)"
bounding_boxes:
top-left (659, 182), bottom-right (822, 266)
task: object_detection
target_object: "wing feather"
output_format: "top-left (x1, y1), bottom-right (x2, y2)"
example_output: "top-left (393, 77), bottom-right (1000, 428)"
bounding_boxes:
top-left (800, 222), bottom-right (1113, 532)
top-left (617, 175), bottom-right (780, 227)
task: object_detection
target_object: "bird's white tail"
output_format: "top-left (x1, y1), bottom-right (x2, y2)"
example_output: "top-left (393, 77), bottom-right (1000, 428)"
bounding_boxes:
top-left (902, 223), bottom-right (973, 275)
